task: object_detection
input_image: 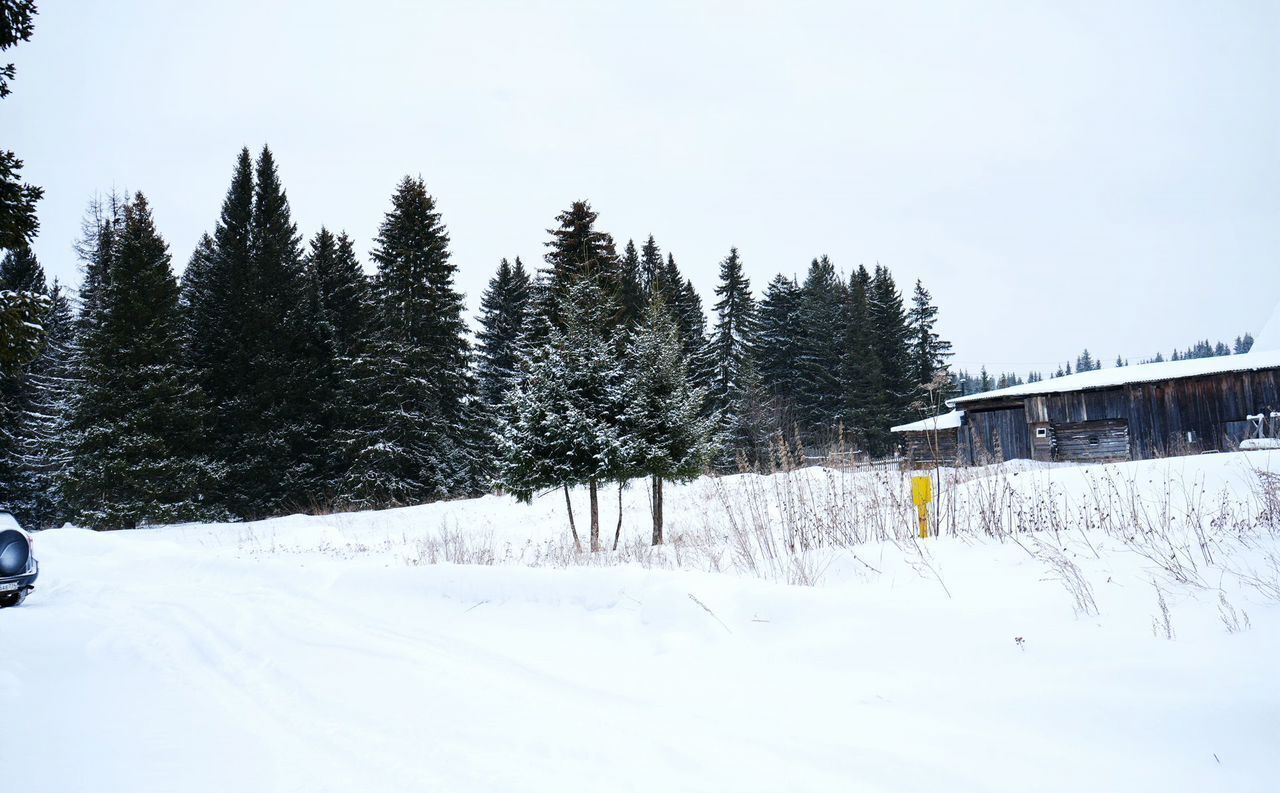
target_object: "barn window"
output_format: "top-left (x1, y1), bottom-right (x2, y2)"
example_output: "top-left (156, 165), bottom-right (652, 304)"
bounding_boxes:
top-left (1088, 436), bottom-right (1099, 446)
top-left (1036, 427), bottom-right (1048, 438)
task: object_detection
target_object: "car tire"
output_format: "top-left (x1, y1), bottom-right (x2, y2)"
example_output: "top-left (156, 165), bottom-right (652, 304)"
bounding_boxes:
top-left (0, 589), bottom-right (27, 608)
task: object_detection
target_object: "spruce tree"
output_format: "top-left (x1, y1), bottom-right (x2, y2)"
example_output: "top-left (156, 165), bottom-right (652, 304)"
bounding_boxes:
top-left (1076, 349), bottom-right (1096, 372)
top-left (0, 246), bottom-right (46, 517)
top-left (756, 273), bottom-right (804, 435)
top-left (339, 176), bottom-right (477, 505)
top-left (13, 280), bottom-right (73, 527)
top-left (476, 256), bottom-right (532, 411)
top-left (794, 256), bottom-right (847, 445)
top-left (617, 240), bottom-right (645, 329)
top-left (62, 193), bottom-right (219, 529)
top-left (867, 265), bottom-right (912, 426)
top-left (538, 200), bottom-right (617, 332)
top-left (308, 227), bottom-right (371, 359)
top-left (242, 146), bottom-right (333, 513)
top-left (497, 278), bottom-right (625, 552)
top-left (708, 246), bottom-right (761, 459)
top-left (640, 235), bottom-right (665, 299)
top-left (842, 265), bottom-right (887, 455)
top-left (906, 279), bottom-right (953, 396)
top-left (620, 298), bottom-right (716, 544)
top-left (0, 0), bottom-right (42, 251)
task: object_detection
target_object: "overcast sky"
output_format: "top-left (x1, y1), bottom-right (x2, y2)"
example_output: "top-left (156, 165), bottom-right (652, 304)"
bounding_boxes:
top-left (8, 0), bottom-right (1278, 372)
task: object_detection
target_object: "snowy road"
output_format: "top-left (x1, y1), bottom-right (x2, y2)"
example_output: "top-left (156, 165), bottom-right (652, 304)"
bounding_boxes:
top-left (4, 516), bottom-right (1278, 793)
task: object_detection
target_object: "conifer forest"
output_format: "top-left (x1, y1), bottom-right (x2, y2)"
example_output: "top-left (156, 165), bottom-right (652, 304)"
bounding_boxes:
top-left (1, 144), bottom-right (958, 532)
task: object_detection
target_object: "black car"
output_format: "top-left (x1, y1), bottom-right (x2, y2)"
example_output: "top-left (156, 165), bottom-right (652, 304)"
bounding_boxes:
top-left (0, 513), bottom-right (38, 607)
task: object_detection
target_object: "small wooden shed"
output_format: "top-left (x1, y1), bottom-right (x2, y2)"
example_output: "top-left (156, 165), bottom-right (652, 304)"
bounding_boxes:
top-left (891, 410), bottom-right (964, 467)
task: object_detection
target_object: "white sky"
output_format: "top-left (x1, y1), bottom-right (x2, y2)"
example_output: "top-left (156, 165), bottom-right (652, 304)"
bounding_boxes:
top-left (8, 0), bottom-right (1279, 373)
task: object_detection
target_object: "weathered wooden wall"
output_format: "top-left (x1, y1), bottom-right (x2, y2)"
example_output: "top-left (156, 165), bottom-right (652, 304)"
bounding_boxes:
top-left (958, 368), bottom-right (1280, 463)
top-left (1054, 420), bottom-right (1131, 463)
top-left (901, 429), bottom-right (960, 466)
top-left (962, 406), bottom-right (1032, 463)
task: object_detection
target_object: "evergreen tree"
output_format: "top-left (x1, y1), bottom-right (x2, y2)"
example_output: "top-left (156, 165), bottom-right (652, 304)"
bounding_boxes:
top-left (339, 175), bottom-right (477, 505)
top-left (307, 228), bottom-right (371, 358)
top-left (639, 235), bottom-right (666, 299)
top-left (867, 264), bottom-right (912, 425)
top-left (476, 256), bottom-right (533, 411)
top-left (497, 279), bottom-right (626, 551)
top-left (537, 200), bottom-right (617, 332)
top-left (616, 239), bottom-right (645, 329)
top-left (707, 247), bottom-right (762, 459)
top-left (0, 0), bottom-right (42, 251)
top-left (756, 273), bottom-right (804, 432)
top-left (3, 280), bottom-right (73, 527)
top-left (841, 265), bottom-right (887, 454)
top-left (1076, 349), bottom-right (1096, 372)
top-left (906, 279), bottom-right (953, 394)
top-left (621, 298), bottom-right (716, 544)
top-left (794, 256), bottom-right (846, 443)
top-left (62, 194), bottom-right (219, 529)
top-left (0, 245), bottom-right (47, 517)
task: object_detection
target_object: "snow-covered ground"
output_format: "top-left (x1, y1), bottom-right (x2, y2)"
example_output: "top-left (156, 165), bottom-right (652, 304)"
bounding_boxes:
top-left (3, 452), bottom-right (1280, 792)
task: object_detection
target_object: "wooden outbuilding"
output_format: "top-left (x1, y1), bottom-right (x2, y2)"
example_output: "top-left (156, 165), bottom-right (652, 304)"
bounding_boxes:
top-left (946, 349), bottom-right (1280, 464)
top-left (891, 410), bottom-right (963, 467)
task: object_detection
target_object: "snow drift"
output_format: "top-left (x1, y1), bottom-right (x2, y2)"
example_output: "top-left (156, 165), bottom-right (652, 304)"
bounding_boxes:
top-left (2, 451), bottom-right (1279, 792)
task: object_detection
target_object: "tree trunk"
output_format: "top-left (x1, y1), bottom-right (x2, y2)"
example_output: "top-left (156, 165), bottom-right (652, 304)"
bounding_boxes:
top-left (651, 474), bottom-right (664, 545)
top-left (589, 480), bottom-right (601, 552)
top-left (612, 481), bottom-right (624, 551)
top-left (563, 484), bottom-right (582, 553)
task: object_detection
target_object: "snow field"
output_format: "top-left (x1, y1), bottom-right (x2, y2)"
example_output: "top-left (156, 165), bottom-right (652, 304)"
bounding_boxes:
top-left (2, 451), bottom-right (1279, 792)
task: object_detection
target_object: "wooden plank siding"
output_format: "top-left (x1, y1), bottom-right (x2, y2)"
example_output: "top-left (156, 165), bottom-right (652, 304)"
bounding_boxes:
top-left (957, 368), bottom-right (1280, 463)
top-left (1054, 420), bottom-right (1131, 463)
top-left (962, 406), bottom-right (1032, 463)
top-left (900, 429), bottom-right (960, 467)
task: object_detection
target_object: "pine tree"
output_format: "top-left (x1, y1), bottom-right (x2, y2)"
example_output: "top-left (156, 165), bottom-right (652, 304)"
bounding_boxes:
top-left (1076, 349), bottom-right (1096, 372)
top-left (62, 193), bottom-right (220, 529)
top-left (621, 298), bottom-right (716, 544)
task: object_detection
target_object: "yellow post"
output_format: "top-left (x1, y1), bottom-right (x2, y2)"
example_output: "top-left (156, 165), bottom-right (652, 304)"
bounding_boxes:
top-left (911, 475), bottom-right (933, 538)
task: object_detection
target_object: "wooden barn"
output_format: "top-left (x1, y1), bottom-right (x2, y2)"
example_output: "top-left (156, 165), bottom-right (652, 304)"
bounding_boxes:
top-left (890, 410), bottom-right (963, 467)
top-left (945, 349), bottom-right (1280, 464)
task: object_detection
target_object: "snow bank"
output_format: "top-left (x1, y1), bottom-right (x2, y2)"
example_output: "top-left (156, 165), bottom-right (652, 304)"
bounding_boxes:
top-left (3, 452), bottom-right (1280, 792)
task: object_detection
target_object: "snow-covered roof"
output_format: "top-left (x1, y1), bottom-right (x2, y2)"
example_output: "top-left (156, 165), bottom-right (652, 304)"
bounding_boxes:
top-left (891, 410), bottom-right (964, 433)
top-left (1254, 301), bottom-right (1280, 353)
top-left (948, 348), bottom-right (1280, 407)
